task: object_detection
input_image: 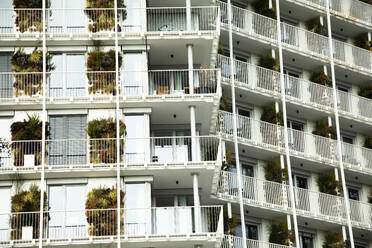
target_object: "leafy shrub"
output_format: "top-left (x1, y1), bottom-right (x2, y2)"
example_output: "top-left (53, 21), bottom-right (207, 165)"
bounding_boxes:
top-left (269, 221), bottom-right (295, 246)
top-left (323, 232), bottom-right (350, 248)
top-left (264, 160), bottom-right (287, 183)
top-left (358, 85), bottom-right (372, 99)
top-left (312, 119), bottom-right (336, 139)
top-left (317, 170), bottom-right (342, 196)
top-left (253, 0), bottom-right (276, 19)
top-left (310, 70), bottom-right (331, 87)
top-left (354, 33), bottom-right (372, 51)
top-left (306, 17), bottom-right (327, 36)
top-left (12, 0), bottom-right (49, 32)
top-left (259, 53), bottom-right (279, 72)
top-left (261, 103), bottom-right (283, 125)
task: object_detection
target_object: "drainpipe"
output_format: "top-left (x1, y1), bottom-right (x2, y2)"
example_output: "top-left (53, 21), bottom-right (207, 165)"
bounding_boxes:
top-left (38, 1), bottom-right (47, 247)
top-left (275, 0), bottom-right (300, 246)
top-left (325, 1), bottom-right (354, 246)
top-left (227, 0), bottom-right (247, 245)
top-left (114, 1), bottom-right (121, 247)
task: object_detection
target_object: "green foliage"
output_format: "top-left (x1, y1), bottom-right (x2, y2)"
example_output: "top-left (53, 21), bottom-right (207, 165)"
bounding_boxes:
top-left (312, 119), bottom-right (336, 139)
top-left (13, 0), bottom-right (50, 32)
top-left (264, 160), bottom-right (287, 183)
top-left (11, 185), bottom-right (47, 240)
top-left (354, 33), bottom-right (372, 51)
top-left (306, 17), bottom-right (327, 36)
top-left (310, 70), bottom-right (331, 87)
top-left (364, 137), bottom-right (372, 149)
top-left (11, 49), bottom-right (54, 97)
top-left (85, 0), bottom-right (126, 32)
top-left (259, 53), bottom-right (279, 72)
top-left (323, 232), bottom-right (350, 248)
top-left (253, 0), bottom-right (276, 19)
top-left (269, 221), bottom-right (295, 246)
top-left (223, 207), bottom-right (238, 235)
top-left (261, 103), bottom-right (283, 125)
top-left (317, 170), bottom-right (342, 196)
top-left (85, 187), bottom-right (124, 236)
top-left (222, 149), bottom-right (232, 171)
top-left (87, 118), bottom-right (126, 138)
top-left (87, 50), bottom-right (123, 95)
top-left (358, 85), bottom-right (372, 99)
top-left (219, 95), bottom-right (229, 111)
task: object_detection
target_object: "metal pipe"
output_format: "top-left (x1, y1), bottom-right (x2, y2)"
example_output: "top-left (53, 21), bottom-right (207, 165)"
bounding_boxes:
top-left (325, 0), bottom-right (355, 246)
top-left (39, 1), bottom-right (47, 247)
top-left (227, 1), bottom-right (247, 246)
top-left (114, 1), bottom-right (121, 247)
top-left (275, 0), bottom-right (300, 246)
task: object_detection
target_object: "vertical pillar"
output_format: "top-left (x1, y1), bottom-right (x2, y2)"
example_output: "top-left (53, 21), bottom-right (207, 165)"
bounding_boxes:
top-left (325, 1), bottom-right (354, 247)
top-left (187, 44), bottom-right (194, 94)
top-left (275, 0), bottom-right (300, 246)
top-left (186, 0), bottom-right (191, 31)
top-left (190, 105), bottom-right (197, 161)
top-left (192, 173), bottom-right (201, 232)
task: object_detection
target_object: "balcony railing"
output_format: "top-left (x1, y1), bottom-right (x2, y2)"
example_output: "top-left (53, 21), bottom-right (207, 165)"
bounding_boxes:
top-left (0, 6), bottom-right (219, 37)
top-left (0, 205), bottom-right (223, 243)
top-left (0, 136), bottom-right (221, 170)
top-left (217, 54), bottom-right (372, 121)
top-left (222, 235), bottom-right (291, 248)
top-left (290, 0), bottom-right (372, 26)
top-left (0, 69), bottom-right (220, 102)
top-left (218, 1), bottom-right (372, 73)
top-left (217, 171), bottom-right (372, 229)
top-left (217, 111), bottom-right (372, 173)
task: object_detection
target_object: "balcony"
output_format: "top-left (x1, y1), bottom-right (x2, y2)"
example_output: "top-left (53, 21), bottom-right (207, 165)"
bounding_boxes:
top-left (287, 0), bottom-right (372, 28)
top-left (221, 235), bottom-right (291, 248)
top-left (217, 54), bottom-right (372, 124)
top-left (218, 1), bottom-right (372, 76)
top-left (0, 69), bottom-right (221, 106)
top-left (0, 6), bottom-right (219, 40)
top-left (215, 171), bottom-right (372, 231)
top-left (217, 111), bottom-right (372, 175)
top-left (0, 136), bottom-right (222, 174)
top-left (0, 205), bottom-right (223, 247)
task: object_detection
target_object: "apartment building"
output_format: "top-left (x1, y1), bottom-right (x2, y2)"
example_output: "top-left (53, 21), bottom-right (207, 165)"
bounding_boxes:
top-left (0, 0), bottom-right (371, 248)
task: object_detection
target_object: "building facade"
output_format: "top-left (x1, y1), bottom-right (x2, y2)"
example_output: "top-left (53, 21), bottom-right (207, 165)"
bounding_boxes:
top-left (0, 0), bottom-right (371, 248)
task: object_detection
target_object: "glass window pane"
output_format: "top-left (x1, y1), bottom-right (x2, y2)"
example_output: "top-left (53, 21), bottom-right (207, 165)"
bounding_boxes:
top-left (66, 54), bottom-right (86, 97)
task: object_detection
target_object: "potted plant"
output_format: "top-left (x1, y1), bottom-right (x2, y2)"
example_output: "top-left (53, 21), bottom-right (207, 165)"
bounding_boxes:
top-left (10, 185), bottom-right (47, 240)
top-left (354, 33), bottom-right (372, 51)
top-left (12, 0), bottom-right (48, 33)
top-left (269, 221), bottom-right (295, 246)
top-left (87, 50), bottom-right (123, 95)
top-left (322, 232), bottom-right (350, 248)
top-left (358, 85), bottom-right (372, 99)
top-left (317, 170), bottom-right (342, 217)
top-left (85, 187), bottom-right (124, 236)
top-left (0, 139), bottom-right (11, 167)
top-left (223, 208), bottom-right (238, 235)
top-left (257, 53), bottom-right (279, 91)
top-left (85, 0), bottom-right (126, 33)
top-left (312, 119), bottom-right (336, 159)
top-left (253, 0), bottom-right (276, 19)
top-left (308, 70), bottom-right (332, 105)
top-left (10, 114), bottom-right (50, 166)
top-left (86, 118), bottom-right (126, 164)
top-left (260, 103), bottom-right (283, 146)
top-left (11, 49), bottom-right (54, 97)
top-left (306, 17), bottom-right (327, 36)
top-left (264, 160), bottom-right (288, 205)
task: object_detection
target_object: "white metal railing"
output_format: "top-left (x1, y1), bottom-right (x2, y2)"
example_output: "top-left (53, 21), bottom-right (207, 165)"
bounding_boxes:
top-left (0, 6), bottom-right (219, 35)
top-left (0, 206), bottom-right (223, 242)
top-left (217, 171), bottom-right (372, 228)
top-left (0, 69), bottom-right (220, 100)
top-left (222, 235), bottom-right (291, 248)
top-left (217, 1), bottom-right (372, 73)
top-left (217, 111), bottom-right (372, 172)
top-left (0, 136), bottom-right (221, 169)
top-left (217, 54), bottom-right (372, 121)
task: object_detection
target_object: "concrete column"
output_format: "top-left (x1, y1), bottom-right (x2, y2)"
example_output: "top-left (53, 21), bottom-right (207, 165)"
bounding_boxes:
top-left (192, 173), bottom-right (201, 232)
top-left (190, 105), bottom-right (197, 161)
top-left (186, 0), bottom-right (191, 31)
top-left (187, 44), bottom-right (194, 94)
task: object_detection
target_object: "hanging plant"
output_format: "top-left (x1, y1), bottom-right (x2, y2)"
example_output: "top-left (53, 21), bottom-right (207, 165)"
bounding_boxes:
top-left (323, 232), bottom-right (350, 248)
top-left (261, 103), bottom-right (283, 125)
top-left (312, 119), bottom-right (336, 139)
top-left (253, 0), bottom-right (276, 19)
top-left (11, 114), bottom-right (50, 166)
top-left (269, 221), bottom-right (295, 246)
top-left (11, 49), bottom-right (54, 97)
top-left (358, 85), bottom-right (372, 99)
top-left (223, 207), bottom-right (238, 235)
top-left (86, 118), bottom-right (125, 164)
top-left (87, 50), bottom-right (122, 95)
top-left (317, 170), bottom-right (342, 196)
top-left (11, 185), bottom-right (48, 240)
top-left (85, 0), bottom-right (126, 32)
top-left (354, 33), bottom-right (372, 51)
top-left (85, 187), bottom-right (124, 236)
top-left (264, 160), bottom-right (287, 183)
top-left (259, 53), bottom-right (279, 72)
top-left (12, 0), bottom-right (50, 33)
top-left (306, 17), bottom-right (327, 36)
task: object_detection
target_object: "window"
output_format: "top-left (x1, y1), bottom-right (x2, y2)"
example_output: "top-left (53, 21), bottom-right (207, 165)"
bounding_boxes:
top-left (234, 223), bottom-right (259, 240)
top-left (0, 53), bottom-right (12, 98)
top-left (49, 53), bottom-right (86, 97)
top-left (299, 231), bottom-right (315, 248)
top-left (287, 119), bottom-right (305, 152)
top-left (293, 174), bottom-right (310, 211)
top-left (48, 184), bottom-right (86, 238)
top-left (0, 187), bottom-right (10, 241)
top-left (0, 0), bottom-right (13, 32)
top-left (283, 68), bottom-right (300, 98)
top-left (49, 0), bottom-right (86, 33)
top-left (49, 115), bottom-right (87, 165)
